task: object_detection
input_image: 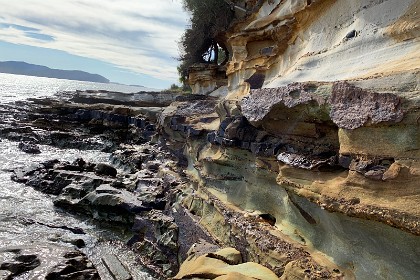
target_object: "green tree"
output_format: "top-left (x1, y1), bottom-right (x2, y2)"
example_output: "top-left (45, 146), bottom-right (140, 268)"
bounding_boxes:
top-left (178, 0), bottom-right (234, 85)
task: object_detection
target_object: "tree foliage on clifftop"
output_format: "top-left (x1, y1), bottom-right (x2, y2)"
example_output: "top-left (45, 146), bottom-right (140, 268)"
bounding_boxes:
top-left (178, 0), bottom-right (234, 84)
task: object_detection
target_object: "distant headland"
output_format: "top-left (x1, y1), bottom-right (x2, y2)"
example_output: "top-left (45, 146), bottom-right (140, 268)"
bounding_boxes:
top-left (0, 61), bottom-right (110, 83)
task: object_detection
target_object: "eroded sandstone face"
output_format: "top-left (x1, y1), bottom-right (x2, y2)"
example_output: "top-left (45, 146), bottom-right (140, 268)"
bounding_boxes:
top-left (188, 64), bottom-right (228, 95)
top-left (182, 0), bottom-right (419, 279)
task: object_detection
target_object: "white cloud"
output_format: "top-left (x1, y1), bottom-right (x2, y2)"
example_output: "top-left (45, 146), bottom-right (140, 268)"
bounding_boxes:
top-left (0, 0), bottom-right (189, 81)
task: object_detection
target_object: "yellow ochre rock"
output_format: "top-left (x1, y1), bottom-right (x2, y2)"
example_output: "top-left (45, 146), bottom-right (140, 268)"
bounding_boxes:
top-left (172, 247), bottom-right (279, 280)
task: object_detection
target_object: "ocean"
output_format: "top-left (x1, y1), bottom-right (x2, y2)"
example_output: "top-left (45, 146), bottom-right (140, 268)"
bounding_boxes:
top-left (0, 72), bottom-right (157, 104)
top-left (0, 73), bottom-right (154, 279)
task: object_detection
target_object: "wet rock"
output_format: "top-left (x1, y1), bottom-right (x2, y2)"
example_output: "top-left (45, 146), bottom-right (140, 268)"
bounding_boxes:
top-left (48, 235), bottom-right (86, 249)
top-left (0, 246), bottom-right (98, 280)
top-left (75, 184), bottom-right (149, 223)
top-left (30, 169), bottom-right (111, 195)
top-left (135, 177), bottom-right (166, 210)
top-left (70, 90), bottom-right (179, 107)
top-left (18, 141), bottom-right (41, 154)
top-left (144, 161), bottom-right (160, 173)
top-left (12, 158), bottom-right (114, 196)
top-left (0, 270), bottom-right (11, 279)
top-left (102, 254), bottom-right (132, 280)
top-left (94, 163), bottom-right (117, 177)
top-left (132, 210), bottom-right (178, 251)
top-left (12, 155), bottom-right (168, 224)
top-left (11, 163), bottom-right (43, 183)
top-left (20, 218), bottom-right (85, 235)
top-left (0, 254), bottom-right (40, 277)
top-left (131, 210), bottom-right (179, 276)
top-left (56, 159), bottom-right (95, 172)
top-left (45, 251), bottom-right (99, 280)
top-left (110, 146), bottom-right (155, 173)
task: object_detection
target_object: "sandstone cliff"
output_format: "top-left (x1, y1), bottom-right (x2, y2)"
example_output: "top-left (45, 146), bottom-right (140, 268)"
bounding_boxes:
top-left (172, 0), bottom-right (419, 279)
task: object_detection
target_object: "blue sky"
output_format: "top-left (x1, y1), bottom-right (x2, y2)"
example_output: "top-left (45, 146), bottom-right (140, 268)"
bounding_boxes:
top-left (0, 0), bottom-right (189, 89)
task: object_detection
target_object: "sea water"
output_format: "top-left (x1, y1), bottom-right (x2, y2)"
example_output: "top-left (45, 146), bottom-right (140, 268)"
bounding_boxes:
top-left (0, 72), bottom-right (156, 104)
top-left (0, 73), bottom-right (154, 279)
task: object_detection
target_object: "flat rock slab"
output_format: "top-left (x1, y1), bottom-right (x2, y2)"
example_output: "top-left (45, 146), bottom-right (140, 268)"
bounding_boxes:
top-left (0, 270), bottom-right (12, 280)
top-left (102, 254), bottom-right (132, 280)
top-left (0, 244), bottom-right (99, 280)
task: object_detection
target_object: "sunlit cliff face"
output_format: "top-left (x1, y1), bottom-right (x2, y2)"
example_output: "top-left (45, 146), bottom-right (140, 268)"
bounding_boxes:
top-left (181, 0), bottom-right (419, 279)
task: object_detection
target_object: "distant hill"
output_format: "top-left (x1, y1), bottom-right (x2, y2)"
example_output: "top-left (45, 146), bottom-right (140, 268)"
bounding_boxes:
top-left (0, 61), bottom-right (110, 83)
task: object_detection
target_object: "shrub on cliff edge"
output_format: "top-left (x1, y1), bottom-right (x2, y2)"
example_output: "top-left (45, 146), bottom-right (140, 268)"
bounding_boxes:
top-left (177, 0), bottom-right (234, 85)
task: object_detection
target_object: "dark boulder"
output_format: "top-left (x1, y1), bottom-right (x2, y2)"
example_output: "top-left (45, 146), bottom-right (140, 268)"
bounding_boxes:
top-left (18, 141), bottom-right (41, 154)
top-left (94, 163), bottom-right (117, 177)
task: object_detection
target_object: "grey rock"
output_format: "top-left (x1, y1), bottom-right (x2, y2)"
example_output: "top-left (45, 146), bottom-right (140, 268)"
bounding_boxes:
top-left (329, 82), bottom-right (403, 129)
top-left (76, 185), bottom-right (149, 223)
top-left (0, 270), bottom-right (11, 280)
top-left (102, 254), bottom-right (132, 280)
top-left (94, 163), bottom-right (117, 177)
top-left (18, 141), bottom-right (41, 154)
top-left (0, 254), bottom-right (40, 276)
top-left (277, 152), bottom-right (337, 171)
top-left (45, 251), bottom-right (99, 280)
top-left (132, 210), bottom-right (178, 250)
top-left (242, 83), bottom-right (326, 122)
top-left (0, 245), bottom-right (98, 280)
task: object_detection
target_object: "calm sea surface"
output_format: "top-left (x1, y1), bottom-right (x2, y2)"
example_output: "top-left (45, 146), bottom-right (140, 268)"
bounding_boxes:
top-left (0, 72), bottom-right (157, 104)
top-left (0, 73), bottom-right (153, 279)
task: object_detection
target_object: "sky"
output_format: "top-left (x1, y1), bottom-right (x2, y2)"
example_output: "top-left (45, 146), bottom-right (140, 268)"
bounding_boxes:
top-left (0, 0), bottom-right (189, 89)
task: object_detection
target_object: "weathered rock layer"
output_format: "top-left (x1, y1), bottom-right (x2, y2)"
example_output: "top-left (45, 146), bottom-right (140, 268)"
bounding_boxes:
top-left (176, 0), bottom-right (419, 279)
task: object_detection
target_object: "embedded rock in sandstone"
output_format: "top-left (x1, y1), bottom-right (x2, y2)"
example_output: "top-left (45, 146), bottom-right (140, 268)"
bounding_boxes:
top-left (241, 82), bottom-right (328, 123)
top-left (242, 81), bottom-right (405, 130)
top-left (329, 81), bottom-right (404, 129)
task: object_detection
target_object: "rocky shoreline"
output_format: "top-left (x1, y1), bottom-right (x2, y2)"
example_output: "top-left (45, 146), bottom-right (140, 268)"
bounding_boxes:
top-left (0, 74), bottom-right (418, 280)
top-left (1, 90), bottom-right (289, 279)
